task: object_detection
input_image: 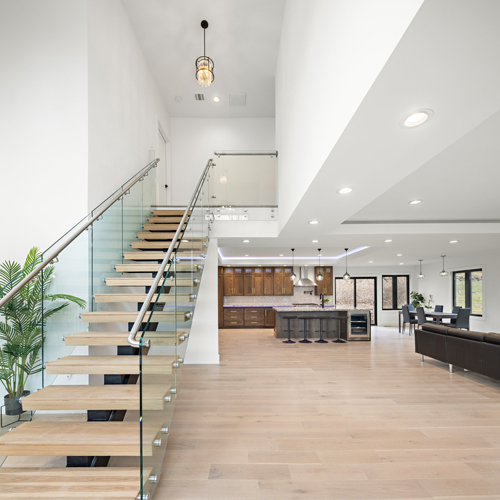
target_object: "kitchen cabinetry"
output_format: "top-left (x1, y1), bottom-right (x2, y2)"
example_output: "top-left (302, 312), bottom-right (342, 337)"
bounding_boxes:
top-left (223, 267), bottom-right (244, 296)
top-left (315, 266), bottom-right (333, 295)
top-left (218, 267), bottom-right (224, 328)
top-left (263, 268), bottom-right (274, 295)
top-left (283, 268), bottom-right (294, 295)
top-left (264, 308), bottom-right (275, 327)
top-left (233, 268), bottom-right (244, 296)
top-left (244, 308), bottom-right (265, 327)
top-left (223, 308), bottom-right (244, 327)
top-left (254, 268), bottom-right (264, 295)
top-left (273, 268), bottom-right (283, 296)
top-left (222, 307), bottom-right (276, 328)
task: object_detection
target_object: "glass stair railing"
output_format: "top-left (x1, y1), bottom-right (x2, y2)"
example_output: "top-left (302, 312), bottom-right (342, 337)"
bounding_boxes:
top-left (0, 158), bottom-right (214, 500)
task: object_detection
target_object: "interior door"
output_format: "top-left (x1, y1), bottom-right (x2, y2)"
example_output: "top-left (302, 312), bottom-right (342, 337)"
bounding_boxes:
top-left (157, 129), bottom-right (168, 205)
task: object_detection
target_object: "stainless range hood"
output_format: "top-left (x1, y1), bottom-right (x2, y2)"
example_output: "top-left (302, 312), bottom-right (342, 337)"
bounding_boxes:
top-left (294, 267), bottom-right (317, 287)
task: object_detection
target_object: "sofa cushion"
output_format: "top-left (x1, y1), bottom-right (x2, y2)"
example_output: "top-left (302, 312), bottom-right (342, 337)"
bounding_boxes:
top-left (421, 323), bottom-right (450, 335)
top-left (448, 328), bottom-right (484, 341)
top-left (484, 333), bottom-right (500, 345)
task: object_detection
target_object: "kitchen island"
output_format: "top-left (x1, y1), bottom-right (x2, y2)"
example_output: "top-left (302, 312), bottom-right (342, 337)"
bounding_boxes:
top-left (273, 307), bottom-right (371, 341)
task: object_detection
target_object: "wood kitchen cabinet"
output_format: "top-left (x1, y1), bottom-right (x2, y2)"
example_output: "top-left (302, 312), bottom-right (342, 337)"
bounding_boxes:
top-left (283, 268), bottom-right (294, 295)
top-left (224, 308), bottom-right (244, 327)
top-left (315, 266), bottom-right (333, 295)
top-left (254, 268), bottom-right (264, 295)
top-left (233, 268), bottom-right (244, 296)
top-left (264, 308), bottom-right (275, 327)
top-left (263, 268), bottom-right (274, 295)
top-left (243, 268), bottom-right (254, 296)
top-left (244, 308), bottom-right (265, 327)
top-left (274, 268), bottom-right (284, 295)
top-left (223, 268), bottom-right (234, 296)
top-left (218, 267), bottom-right (224, 328)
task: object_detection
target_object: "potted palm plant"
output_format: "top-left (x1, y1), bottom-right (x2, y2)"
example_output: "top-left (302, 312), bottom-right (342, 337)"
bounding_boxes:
top-left (0, 247), bottom-right (85, 415)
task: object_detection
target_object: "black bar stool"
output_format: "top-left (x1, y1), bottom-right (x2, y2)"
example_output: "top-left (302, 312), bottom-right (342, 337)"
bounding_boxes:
top-left (298, 316), bottom-right (312, 343)
top-left (282, 315), bottom-right (297, 344)
top-left (315, 317), bottom-right (328, 343)
top-left (331, 316), bottom-right (346, 343)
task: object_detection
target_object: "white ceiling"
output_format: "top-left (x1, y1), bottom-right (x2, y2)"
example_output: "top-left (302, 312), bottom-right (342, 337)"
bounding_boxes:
top-left (216, 0), bottom-right (500, 267)
top-left (122, 0), bottom-right (285, 118)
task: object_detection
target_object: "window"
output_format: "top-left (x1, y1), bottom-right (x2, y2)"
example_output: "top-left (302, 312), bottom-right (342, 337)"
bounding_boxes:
top-left (335, 277), bottom-right (377, 325)
top-left (453, 269), bottom-right (483, 316)
top-left (382, 275), bottom-right (409, 310)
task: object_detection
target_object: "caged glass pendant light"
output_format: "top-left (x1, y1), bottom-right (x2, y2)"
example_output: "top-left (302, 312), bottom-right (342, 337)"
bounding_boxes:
top-left (196, 20), bottom-right (214, 87)
top-left (418, 259), bottom-right (425, 279)
top-left (439, 255), bottom-right (449, 277)
top-left (343, 248), bottom-right (351, 281)
top-left (290, 249), bottom-right (297, 280)
top-left (316, 249), bottom-right (324, 281)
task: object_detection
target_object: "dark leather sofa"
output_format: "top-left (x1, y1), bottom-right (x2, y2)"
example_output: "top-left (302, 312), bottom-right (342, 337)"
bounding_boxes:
top-left (415, 323), bottom-right (500, 378)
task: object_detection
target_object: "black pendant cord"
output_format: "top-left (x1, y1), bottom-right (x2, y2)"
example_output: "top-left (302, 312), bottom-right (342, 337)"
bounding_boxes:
top-left (204, 28), bottom-right (206, 58)
top-left (345, 248), bottom-right (348, 274)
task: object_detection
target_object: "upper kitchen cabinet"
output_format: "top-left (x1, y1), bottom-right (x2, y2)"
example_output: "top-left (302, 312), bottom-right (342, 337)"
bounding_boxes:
top-left (254, 268), bottom-right (264, 295)
top-left (244, 268), bottom-right (254, 296)
top-left (283, 267), bottom-right (294, 295)
top-left (273, 267), bottom-right (284, 296)
top-left (315, 266), bottom-right (333, 295)
top-left (223, 267), bottom-right (234, 296)
top-left (233, 268), bottom-right (244, 296)
top-left (263, 268), bottom-right (274, 295)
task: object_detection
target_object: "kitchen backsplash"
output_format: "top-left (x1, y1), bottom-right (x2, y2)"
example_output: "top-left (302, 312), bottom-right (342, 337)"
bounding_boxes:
top-left (224, 286), bottom-right (333, 306)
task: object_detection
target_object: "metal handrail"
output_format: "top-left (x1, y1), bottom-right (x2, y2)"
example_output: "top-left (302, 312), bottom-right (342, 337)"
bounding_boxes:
top-left (127, 158), bottom-right (212, 347)
top-left (0, 158), bottom-right (160, 308)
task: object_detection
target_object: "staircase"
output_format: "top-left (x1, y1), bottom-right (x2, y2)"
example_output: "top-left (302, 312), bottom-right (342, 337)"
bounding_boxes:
top-left (0, 159), bottom-right (212, 499)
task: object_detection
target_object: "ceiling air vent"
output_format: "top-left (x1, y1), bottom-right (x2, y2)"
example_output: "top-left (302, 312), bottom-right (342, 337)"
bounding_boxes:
top-left (229, 93), bottom-right (247, 106)
top-left (194, 94), bottom-right (205, 101)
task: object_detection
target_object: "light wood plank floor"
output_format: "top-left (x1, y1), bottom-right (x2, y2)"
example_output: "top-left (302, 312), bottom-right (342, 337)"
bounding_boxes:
top-left (155, 326), bottom-right (500, 500)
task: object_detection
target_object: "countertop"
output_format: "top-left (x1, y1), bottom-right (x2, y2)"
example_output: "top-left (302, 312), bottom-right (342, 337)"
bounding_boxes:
top-left (273, 307), bottom-right (370, 313)
top-left (223, 304), bottom-right (332, 309)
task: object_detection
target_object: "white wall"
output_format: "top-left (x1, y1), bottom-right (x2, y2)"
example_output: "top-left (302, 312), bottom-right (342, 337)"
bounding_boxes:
top-left (0, 0), bottom-right (89, 263)
top-left (417, 252), bottom-right (500, 333)
top-left (170, 118), bottom-right (275, 205)
top-left (87, 0), bottom-right (170, 210)
top-left (275, 0), bottom-right (423, 230)
top-left (184, 238), bottom-right (220, 364)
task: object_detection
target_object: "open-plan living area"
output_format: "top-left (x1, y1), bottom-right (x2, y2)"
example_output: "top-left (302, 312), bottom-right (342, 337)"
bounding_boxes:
top-left (1, 0), bottom-right (500, 498)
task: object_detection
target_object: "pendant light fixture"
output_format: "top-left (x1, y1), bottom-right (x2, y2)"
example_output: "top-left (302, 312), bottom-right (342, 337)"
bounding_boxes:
top-left (439, 255), bottom-right (449, 277)
top-left (418, 259), bottom-right (425, 279)
top-left (342, 248), bottom-right (351, 281)
top-left (316, 249), bottom-right (324, 281)
top-left (195, 20), bottom-right (214, 87)
top-left (290, 249), bottom-right (297, 281)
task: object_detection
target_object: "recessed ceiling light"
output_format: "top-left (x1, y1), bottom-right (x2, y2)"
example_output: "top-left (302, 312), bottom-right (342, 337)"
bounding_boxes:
top-left (175, 96), bottom-right (182, 103)
top-left (245, 254), bottom-right (249, 257)
top-left (242, 240), bottom-right (250, 243)
top-left (258, 264), bottom-right (262, 267)
top-left (399, 262), bottom-right (404, 265)
top-left (279, 254), bottom-right (284, 257)
top-left (337, 187), bottom-right (353, 194)
top-left (409, 199), bottom-right (422, 205)
top-left (385, 239), bottom-right (392, 243)
top-left (226, 265), bottom-right (230, 267)
top-left (213, 96), bottom-right (220, 102)
top-left (397, 253), bottom-right (402, 256)
top-left (305, 264), bottom-right (309, 267)
top-left (312, 240), bottom-right (319, 243)
top-left (369, 261), bottom-right (374, 263)
top-left (308, 220), bottom-right (319, 225)
top-left (449, 240), bottom-right (458, 244)
top-left (403, 109), bottom-right (434, 128)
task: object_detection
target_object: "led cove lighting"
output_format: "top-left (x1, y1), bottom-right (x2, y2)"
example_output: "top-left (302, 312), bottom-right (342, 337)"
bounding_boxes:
top-left (308, 220), bottom-right (319, 225)
top-left (337, 187), bottom-right (353, 194)
top-left (218, 247), bottom-right (370, 261)
top-left (409, 199), bottom-right (422, 205)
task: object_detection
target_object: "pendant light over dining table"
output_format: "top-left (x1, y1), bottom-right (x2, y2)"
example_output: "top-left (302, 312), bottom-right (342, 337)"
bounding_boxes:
top-left (343, 248), bottom-right (351, 281)
top-left (439, 255), bottom-right (449, 277)
top-left (196, 20), bottom-right (214, 87)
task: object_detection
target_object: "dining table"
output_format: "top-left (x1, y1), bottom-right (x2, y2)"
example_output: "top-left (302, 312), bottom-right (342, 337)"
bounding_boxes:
top-left (398, 310), bottom-right (457, 332)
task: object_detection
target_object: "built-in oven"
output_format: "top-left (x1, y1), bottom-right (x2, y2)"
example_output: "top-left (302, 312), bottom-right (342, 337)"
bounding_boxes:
top-left (348, 311), bottom-right (371, 341)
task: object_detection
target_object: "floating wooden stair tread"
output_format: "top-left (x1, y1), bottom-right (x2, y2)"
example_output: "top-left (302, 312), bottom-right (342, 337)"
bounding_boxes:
top-left (81, 311), bottom-right (188, 323)
top-left (138, 232), bottom-right (202, 242)
top-left (0, 467), bottom-right (151, 499)
top-left (22, 384), bottom-right (172, 411)
top-left (65, 330), bottom-right (187, 346)
top-left (115, 263), bottom-right (195, 272)
top-left (124, 251), bottom-right (171, 261)
top-left (143, 223), bottom-right (184, 231)
top-left (95, 292), bottom-right (192, 303)
top-left (106, 277), bottom-right (197, 287)
top-left (0, 421), bottom-right (161, 456)
top-left (148, 216), bottom-right (183, 223)
top-left (131, 241), bottom-right (201, 249)
top-left (153, 209), bottom-right (186, 216)
top-left (45, 355), bottom-right (177, 375)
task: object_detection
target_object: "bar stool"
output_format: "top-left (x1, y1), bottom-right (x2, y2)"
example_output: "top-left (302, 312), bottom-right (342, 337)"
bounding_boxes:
top-left (331, 316), bottom-right (346, 343)
top-left (298, 316), bottom-right (312, 343)
top-left (282, 315), bottom-right (297, 344)
top-left (315, 317), bottom-right (328, 343)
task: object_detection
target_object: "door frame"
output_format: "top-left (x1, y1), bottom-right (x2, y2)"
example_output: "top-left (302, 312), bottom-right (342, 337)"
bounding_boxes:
top-left (335, 276), bottom-right (378, 325)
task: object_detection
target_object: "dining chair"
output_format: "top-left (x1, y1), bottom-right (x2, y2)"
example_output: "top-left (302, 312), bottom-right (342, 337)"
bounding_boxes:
top-left (408, 303), bottom-right (415, 312)
top-left (448, 306), bottom-right (462, 325)
top-left (416, 307), bottom-right (428, 329)
top-left (454, 308), bottom-right (471, 330)
top-left (434, 305), bottom-right (443, 312)
top-left (402, 305), bottom-right (418, 335)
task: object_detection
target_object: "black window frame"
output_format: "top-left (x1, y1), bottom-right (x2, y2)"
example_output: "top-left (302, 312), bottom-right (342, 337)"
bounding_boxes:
top-left (382, 275), bottom-right (410, 310)
top-left (335, 276), bottom-right (377, 325)
top-left (453, 268), bottom-right (483, 317)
